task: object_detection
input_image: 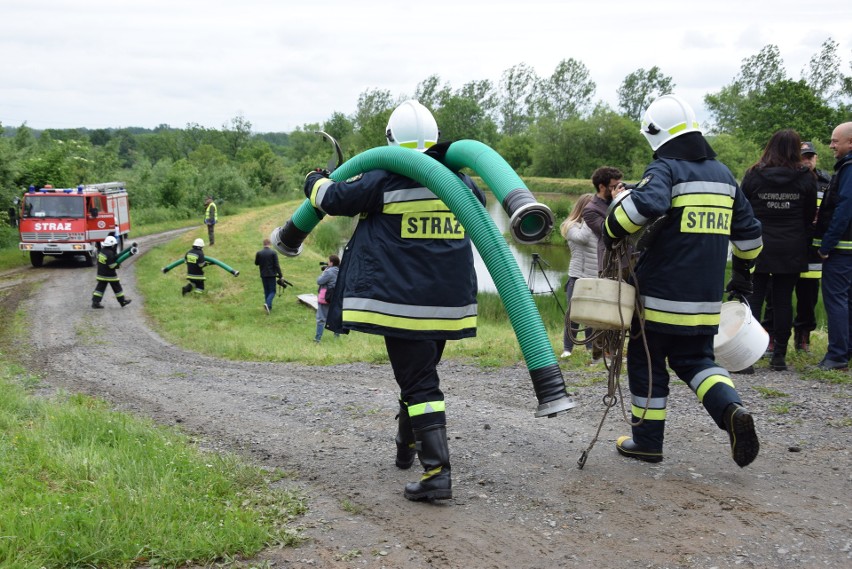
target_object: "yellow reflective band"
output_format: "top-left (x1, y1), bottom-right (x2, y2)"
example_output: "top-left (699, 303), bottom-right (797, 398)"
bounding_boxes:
top-left (632, 405), bottom-right (666, 421)
top-left (309, 177), bottom-right (331, 208)
top-left (672, 194), bottom-right (734, 208)
top-left (800, 270), bottom-right (821, 279)
top-left (401, 212), bottom-right (465, 239)
top-left (421, 466), bottom-right (442, 480)
top-left (732, 245), bottom-right (762, 260)
top-left (695, 374), bottom-right (735, 402)
top-left (408, 400), bottom-right (446, 418)
top-left (383, 199), bottom-right (450, 214)
top-left (612, 207), bottom-right (642, 234)
top-left (680, 207), bottom-right (731, 235)
top-left (836, 241), bottom-right (852, 250)
top-left (643, 307), bottom-right (720, 327)
top-left (399, 141), bottom-right (437, 149)
top-left (343, 309), bottom-right (477, 331)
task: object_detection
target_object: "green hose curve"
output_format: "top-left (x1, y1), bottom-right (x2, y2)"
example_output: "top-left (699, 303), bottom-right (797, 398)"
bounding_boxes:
top-left (277, 146), bottom-right (574, 417)
top-left (442, 140), bottom-right (554, 244)
top-left (115, 246), bottom-right (138, 265)
top-left (162, 258), bottom-right (185, 273)
top-left (205, 256), bottom-right (239, 276)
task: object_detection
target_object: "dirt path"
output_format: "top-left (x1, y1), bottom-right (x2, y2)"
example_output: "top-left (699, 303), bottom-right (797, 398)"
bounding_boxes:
top-left (2, 233), bottom-right (850, 568)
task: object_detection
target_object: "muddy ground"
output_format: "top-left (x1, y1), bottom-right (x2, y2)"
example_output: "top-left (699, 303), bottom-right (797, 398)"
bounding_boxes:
top-left (2, 230), bottom-right (850, 569)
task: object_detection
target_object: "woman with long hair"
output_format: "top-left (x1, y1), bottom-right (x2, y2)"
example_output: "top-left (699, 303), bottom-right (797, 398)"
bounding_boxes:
top-left (742, 129), bottom-right (818, 371)
top-left (560, 193), bottom-right (597, 358)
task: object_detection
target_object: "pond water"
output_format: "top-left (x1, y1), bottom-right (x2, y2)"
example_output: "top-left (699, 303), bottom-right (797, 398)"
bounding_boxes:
top-left (473, 196), bottom-right (571, 294)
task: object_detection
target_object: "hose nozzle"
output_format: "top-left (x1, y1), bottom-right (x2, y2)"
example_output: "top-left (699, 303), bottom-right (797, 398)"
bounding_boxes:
top-left (270, 222), bottom-right (305, 257)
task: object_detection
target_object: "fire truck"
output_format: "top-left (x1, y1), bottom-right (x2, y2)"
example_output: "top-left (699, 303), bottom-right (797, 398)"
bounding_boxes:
top-left (18, 182), bottom-right (131, 267)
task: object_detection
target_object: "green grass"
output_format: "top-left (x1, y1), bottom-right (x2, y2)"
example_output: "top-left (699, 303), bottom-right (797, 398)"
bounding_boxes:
top-left (135, 199), bottom-right (577, 368)
top-left (0, 361), bottom-right (306, 568)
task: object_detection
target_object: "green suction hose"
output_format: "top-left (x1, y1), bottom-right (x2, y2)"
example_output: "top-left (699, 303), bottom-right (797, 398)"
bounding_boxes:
top-left (272, 145), bottom-right (574, 417)
top-left (161, 256), bottom-right (238, 276)
top-left (205, 256), bottom-right (239, 276)
top-left (115, 243), bottom-right (138, 265)
top-left (442, 140), bottom-right (554, 244)
top-left (162, 258), bottom-right (185, 273)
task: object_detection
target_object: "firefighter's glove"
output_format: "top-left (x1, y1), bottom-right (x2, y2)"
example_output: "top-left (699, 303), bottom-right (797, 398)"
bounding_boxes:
top-left (725, 257), bottom-right (754, 301)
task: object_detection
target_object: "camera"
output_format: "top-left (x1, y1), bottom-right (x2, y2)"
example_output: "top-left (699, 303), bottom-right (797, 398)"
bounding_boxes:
top-left (319, 261), bottom-right (328, 267)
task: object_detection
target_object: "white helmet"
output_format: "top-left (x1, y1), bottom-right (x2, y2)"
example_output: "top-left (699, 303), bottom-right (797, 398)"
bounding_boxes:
top-left (385, 100), bottom-right (438, 152)
top-left (102, 236), bottom-right (117, 247)
top-left (193, 238), bottom-right (205, 248)
top-left (640, 94), bottom-right (702, 151)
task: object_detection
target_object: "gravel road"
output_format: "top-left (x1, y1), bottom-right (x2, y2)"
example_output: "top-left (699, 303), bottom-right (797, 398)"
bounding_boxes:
top-left (3, 230), bottom-right (850, 569)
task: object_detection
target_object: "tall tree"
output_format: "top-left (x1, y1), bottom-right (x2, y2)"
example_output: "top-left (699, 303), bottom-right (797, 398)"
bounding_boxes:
top-left (617, 66), bottom-right (676, 121)
top-left (415, 75), bottom-right (452, 110)
top-left (736, 79), bottom-right (838, 145)
top-left (705, 44), bottom-right (788, 134)
top-left (352, 88), bottom-right (395, 149)
top-left (536, 58), bottom-right (596, 122)
top-left (802, 38), bottom-right (843, 104)
top-left (497, 63), bottom-right (538, 135)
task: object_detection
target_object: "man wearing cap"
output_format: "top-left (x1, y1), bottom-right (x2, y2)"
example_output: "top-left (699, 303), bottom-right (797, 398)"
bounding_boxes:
top-left (793, 142), bottom-right (832, 351)
top-left (814, 122), bottom-right (852, 370)
top-left (204, 196), bottom-right (218, 245)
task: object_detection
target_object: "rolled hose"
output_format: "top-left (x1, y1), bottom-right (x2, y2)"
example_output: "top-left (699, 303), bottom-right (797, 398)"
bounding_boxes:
top-left (442, 140), bottom-right (554, 245)
top-left (115, 244), bottom-right (139, 265)
top-left (273, 146), bottom-right (575, 417)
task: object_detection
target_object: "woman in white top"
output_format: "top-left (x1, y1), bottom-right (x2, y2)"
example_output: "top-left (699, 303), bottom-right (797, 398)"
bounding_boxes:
top-left (559, 193), bottom-right (598, 357)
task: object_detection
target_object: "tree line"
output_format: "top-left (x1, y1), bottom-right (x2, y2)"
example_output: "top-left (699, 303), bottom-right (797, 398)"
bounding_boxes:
top-left (0, 39), bottom-right (848, 228)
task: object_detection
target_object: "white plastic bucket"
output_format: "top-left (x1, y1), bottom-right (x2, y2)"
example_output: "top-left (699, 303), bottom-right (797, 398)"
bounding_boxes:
top-left (713, 301), bottom-right (769, 371)
top-left (569, 278), bottom-right (635, 330)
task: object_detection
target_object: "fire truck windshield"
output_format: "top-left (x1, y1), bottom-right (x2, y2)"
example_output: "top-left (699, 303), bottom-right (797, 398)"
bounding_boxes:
top-left (22, 195), bottom-right (85, 219)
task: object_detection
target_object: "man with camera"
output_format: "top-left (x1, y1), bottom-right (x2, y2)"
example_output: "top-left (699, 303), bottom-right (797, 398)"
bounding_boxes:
top-left (255, 238), bottom-right (283, 314)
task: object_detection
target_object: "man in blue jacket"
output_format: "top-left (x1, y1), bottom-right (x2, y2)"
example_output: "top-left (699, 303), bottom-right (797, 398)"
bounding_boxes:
top-left (815, 122), bottom-right (852, 370)
top-left (304, 100), bottom-right (485, 502)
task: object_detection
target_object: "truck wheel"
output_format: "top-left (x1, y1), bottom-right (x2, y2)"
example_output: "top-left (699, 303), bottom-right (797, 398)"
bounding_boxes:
top-left (30, 251), bottom-right (44, 268)
top-left (83, 251), bottom-right (96, 267)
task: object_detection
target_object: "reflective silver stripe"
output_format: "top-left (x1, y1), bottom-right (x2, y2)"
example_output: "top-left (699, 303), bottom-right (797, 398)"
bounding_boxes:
top-left (620, 194), bottom-right (649, 226)
top-left (631, 395), bottom-right (667, 408)
top-left (807, 263), bottom-right (823, 272)
top-left (731, 237), bottom-right (763, 254)
top-left (671, 181), bottom-right (737, 198)
top-left (314, 179), bottom-right (334, 211)
top-left (641, 295), bottom-right (721, 315)
top-left (343, 297), bottom-right (477, 319)
top-left (384, 187), bottom-right (437, 203)
top-left (688, 366), bottom-right (729, 392)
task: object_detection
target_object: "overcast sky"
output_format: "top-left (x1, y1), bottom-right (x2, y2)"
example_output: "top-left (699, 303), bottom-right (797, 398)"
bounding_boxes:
top-left (2, 0), bottom-right (850, 134)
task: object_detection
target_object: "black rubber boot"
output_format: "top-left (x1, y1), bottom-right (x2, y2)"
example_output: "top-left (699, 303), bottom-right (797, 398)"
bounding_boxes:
top-left (404, 425), bottom-right (451, 502)
top-left (119, 298), bottom-right (132, 307)
top-left (616, 436), bottom-right (663, 463)
top-left (769, 346), bottom-right (787, 371)
top-left (395, 401), bottom-right (416, 470)
top-left (182, 284), bottom-right (192, 296)
top-left (92, 301), bottom-right (104, 309)
top-left (724, 403), bottom-right (759, 467)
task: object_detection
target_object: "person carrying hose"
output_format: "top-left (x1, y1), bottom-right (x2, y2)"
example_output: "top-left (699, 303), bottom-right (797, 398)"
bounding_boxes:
top-left (304, 100), bottom-right (485, 502)
top-left (91, 235), bottom-right (132, 309)
top-left (182, 238), bottom-right (208, 295)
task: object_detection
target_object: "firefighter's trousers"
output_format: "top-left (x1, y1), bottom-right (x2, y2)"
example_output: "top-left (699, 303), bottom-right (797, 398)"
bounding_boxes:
top-left (626, 319), bottom-right (742, 451)
top-left (385, 336), bottom-right (446, 431)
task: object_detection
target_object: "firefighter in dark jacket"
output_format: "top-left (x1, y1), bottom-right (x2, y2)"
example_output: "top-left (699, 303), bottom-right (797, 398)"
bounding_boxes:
top-left (603, 94), bottom-right (763, 468)
top-left (91, 235), bottom-right (131, 308)
top-left (182, 238), bottom-right (208, 295)
top-left (304, 100), bottom-right (484, 502)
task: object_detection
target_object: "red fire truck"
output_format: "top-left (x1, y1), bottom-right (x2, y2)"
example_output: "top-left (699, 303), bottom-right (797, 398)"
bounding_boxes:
top-left (18, 182), bottom-right (131, 267)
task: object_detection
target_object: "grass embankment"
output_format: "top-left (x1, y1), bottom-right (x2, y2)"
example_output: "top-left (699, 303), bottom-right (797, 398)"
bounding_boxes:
top-left (0, 366), bottom-right (305, 568)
